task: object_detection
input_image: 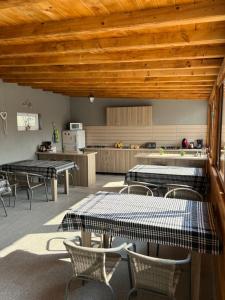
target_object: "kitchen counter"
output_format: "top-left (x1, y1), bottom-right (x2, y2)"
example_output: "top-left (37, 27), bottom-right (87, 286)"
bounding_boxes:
top-left (135, 153), bottom-right (208, 160)
top-left (86, 147), bottom-right (204, 152)
top-left (135, 152), bottom-right (208, 168)
top-left (36, 151), bottom-right (97, 186)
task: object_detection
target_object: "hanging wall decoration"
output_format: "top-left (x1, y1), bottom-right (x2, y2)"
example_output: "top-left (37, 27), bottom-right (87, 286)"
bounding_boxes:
top-left (0, 97), bottom-right (8, 135)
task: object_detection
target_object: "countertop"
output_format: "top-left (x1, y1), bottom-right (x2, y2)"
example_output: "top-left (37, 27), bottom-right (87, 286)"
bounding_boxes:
top-left (85, 147), bottom-right (204, 152)
top-left (135, 153), bottom-right (208, 161)
top-left (36, 151), bottom-right (97, 157)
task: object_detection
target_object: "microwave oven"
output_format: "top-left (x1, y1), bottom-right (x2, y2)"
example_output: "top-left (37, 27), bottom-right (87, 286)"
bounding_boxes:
top-left (67, 123), bottom-right (83, 130)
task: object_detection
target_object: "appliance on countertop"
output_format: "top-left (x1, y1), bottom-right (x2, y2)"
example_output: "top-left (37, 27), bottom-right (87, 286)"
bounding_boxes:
top-left (66, 122), bottom-right (83, 131)
top-left (140, 142), bottom-right (156, 149)
top-left (196, 139), bottom-right (204, 149)
top-left (38, 141), bottom-right (56, 152)
top-left (62, 130), bottom-right (85, 152)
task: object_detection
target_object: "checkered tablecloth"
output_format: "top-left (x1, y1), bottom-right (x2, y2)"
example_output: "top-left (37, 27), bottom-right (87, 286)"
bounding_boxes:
top-left (60, 191), bottom-right (221, 255)
top-left (125, 165), bottom-right (208, 195)
top-left (1, 160), bottom-right (78, 179)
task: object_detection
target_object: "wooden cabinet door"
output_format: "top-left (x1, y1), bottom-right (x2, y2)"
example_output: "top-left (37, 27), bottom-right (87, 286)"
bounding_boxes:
top-left (106, 106), bottom-right (152, 126)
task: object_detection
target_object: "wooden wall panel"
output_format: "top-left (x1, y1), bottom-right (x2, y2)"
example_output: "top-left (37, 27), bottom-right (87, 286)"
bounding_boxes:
top-left (208, 164), bottom-right (225, 300)
top-left (85, 125), bottom-right (207, 147)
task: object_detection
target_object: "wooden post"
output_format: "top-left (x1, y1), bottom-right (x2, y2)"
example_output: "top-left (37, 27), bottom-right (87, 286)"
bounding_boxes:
top-left (64, 169), bottom-right (69, 195)
top-left (51, 178), bottom-right (57, 201)
top-left (81, 230), bottom-right (91, 247)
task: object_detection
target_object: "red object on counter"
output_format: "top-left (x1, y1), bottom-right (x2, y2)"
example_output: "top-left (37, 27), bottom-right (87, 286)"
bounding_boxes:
top-left (182, 138), bottom-right (189, 149)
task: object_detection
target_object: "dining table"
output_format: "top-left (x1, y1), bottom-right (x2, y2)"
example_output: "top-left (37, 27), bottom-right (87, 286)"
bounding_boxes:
top-left (60, 191), bottom-right (222, 300)
top-left (125, 164), bottom-right (208, 195)
top-left (1, 159), bottom-right (78, 201)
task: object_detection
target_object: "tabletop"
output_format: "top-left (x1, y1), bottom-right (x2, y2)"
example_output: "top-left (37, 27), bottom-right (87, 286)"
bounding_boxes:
top-left (125, 164), bottom-right (208, 195)
top-left (1, 160), bottom-right (78, 179)
top-left (60, 191), bottom-right (221, 255)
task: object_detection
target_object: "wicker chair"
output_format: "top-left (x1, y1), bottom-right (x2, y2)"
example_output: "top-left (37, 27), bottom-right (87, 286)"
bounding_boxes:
top-left (119, 185), bottom-right (153, 196)
top-left (165, 187), bottom-right (203, 202)
top-left (128, 180), bottom-right (162, 196)
top-left (63, 237), bottom-right (127, 300)
top-left (0, 170), bottom-right (17, 206)
top-left (14, 172), bottom-right (48, 210)
top-left (126, 245), bottom-right (191, 300)
top-left (0, 180), bottom-right (12, 216)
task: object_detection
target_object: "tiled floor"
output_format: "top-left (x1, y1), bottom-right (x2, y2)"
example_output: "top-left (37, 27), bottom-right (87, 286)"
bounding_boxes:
top-left (0, 174), bottom-right (216, 300)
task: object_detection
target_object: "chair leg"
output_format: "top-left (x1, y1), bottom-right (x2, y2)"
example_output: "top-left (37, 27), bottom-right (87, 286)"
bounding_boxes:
top-left (29, 190), bottom-right (33, 210)
top-left (127, 288), bottom-right (137, 300)
top-left (0, 196), bottom-right (7, 217)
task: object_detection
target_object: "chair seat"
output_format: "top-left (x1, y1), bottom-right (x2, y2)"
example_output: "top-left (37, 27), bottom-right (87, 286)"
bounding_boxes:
top-left (105, 252), bottom-right (121, 281)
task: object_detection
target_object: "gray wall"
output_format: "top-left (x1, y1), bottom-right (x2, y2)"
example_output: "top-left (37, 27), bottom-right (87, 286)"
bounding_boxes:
top-left (70, 97), bottom-right (208, 126)
top-left (0, 81), bottom-right (71, 164)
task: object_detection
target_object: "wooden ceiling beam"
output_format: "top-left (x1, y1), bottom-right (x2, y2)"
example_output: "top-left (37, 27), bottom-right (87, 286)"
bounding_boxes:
top-left (20, 82), bottom-right (214, 88)
top-left (30, 86), bottom-right (211, 92)
top-left (0, 0), bottom-right (45, 9)
top-left (0, 45), bottom-right (223, 66)
top-left (3, 76), bottom-right (216, 84)
top-left (0, 0), bottom-right (224, 43)
top-left (51, 91), bottom-right (209, 100)
top-left (0, 68), bottom-right (219, 80)
top-left (1, 22), bottom-right (225, 56)
top-left (0, 59), bottom-right (221, 74)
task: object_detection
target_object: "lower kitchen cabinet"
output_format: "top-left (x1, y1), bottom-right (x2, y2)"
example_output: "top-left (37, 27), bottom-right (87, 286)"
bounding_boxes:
top-left (86, 148), bottom-right (150, 173)
top-left (85, 148), bottom-right (207, 173)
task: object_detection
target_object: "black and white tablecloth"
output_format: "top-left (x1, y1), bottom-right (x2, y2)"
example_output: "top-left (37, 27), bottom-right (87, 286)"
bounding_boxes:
top-left (125, 165), bottom-right (208, 195)
top-left (60, 191), bottom-right (221, 255)
top-left (1, 160), bottom-right (78, 179)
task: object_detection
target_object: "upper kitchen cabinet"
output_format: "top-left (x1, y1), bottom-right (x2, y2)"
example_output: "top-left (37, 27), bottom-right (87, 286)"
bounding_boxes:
top-left (106, 106), bottom-right (152, 126)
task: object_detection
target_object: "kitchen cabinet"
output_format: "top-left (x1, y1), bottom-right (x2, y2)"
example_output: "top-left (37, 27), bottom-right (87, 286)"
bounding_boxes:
top-left (86, 148), bottom-right (150, 173)
top-left (86, 148), bottom-right (207, 173)
top-left (106, 106), bottom-right (152, 126)
top-left (37, 151), bottom-right (97, 187)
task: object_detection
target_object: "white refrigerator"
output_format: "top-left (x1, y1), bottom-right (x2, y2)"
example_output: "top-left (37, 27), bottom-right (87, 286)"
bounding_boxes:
top-left (62, 130), bottom-right (85, 152)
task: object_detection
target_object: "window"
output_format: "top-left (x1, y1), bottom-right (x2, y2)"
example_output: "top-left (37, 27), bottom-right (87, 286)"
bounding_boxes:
top-left (17, 113), bottom-right (40, 131)
top-left (216, 83), bottom-right (225, 180)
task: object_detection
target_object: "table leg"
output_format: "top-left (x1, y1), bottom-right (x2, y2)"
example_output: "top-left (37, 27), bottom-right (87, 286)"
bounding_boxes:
top-left (51, 178), bottom-right (57, 201)
top-left (103, 234), bottom-right (110, 248)
top-left (81, 230), bottom-right (91, 247)
top-left (191, 252), bottom-right (202, 300)
top-left (64, 170), bottom-right (69, 195)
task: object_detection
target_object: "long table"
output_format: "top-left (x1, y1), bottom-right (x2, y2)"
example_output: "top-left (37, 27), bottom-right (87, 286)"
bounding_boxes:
top-left (60, 191), bottom-right (222, 300)
top-left (1, 160), bottom-right (77, 201)
top-left (125, 164), bottom-right (208, 195)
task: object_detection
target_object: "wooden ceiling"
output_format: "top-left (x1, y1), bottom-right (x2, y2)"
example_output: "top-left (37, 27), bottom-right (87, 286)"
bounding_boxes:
top-left (0, 0), bottom-right (225, 100)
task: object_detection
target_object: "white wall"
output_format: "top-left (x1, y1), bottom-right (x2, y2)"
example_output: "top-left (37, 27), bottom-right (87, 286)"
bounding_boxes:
top-left (0, 81), bottom-right (71, 164)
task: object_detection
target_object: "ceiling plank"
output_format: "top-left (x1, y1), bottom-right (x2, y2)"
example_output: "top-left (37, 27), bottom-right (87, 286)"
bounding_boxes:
top-left (4, 76), bottom-right (216, 84)
top-left (0, 0), bottom-right (224, 43)
top-left (0, 59), bottom-right (222, 74)
top-left (0, 45), bottom-right (223, 66)
top-left (0, 68), bottom-right (219, 80)
top-left (1, 22), bottom-right (225, 57)
top-left (0, 0), bottom-right (46, 9)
